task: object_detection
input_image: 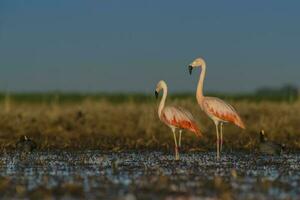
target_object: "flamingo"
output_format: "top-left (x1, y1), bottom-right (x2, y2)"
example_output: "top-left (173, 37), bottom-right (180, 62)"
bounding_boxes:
top-left (155, 80), bottom-right (202, 160)
top-left (188, 57), bottom-right (245, 159)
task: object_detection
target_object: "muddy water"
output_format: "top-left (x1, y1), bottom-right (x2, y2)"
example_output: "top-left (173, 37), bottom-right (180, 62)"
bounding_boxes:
top-left (0, 151), bottom-right (299, 199)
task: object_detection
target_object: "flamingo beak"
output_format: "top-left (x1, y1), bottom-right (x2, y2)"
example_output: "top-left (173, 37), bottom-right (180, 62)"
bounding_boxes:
top-left (155, 91), bottom-right (159, 99)
top-left (188, 65), bottom-right (193, 75)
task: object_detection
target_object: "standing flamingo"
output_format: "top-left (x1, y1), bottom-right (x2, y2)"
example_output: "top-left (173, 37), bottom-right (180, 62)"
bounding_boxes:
top-left (155, 80), bottom-right (202, 160)
top-left (188, 58), bottom-right (245, 159)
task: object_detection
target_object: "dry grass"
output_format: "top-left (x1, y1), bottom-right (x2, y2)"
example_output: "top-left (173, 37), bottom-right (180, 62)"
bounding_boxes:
top-left (0, 98), bottom-right (299, 151)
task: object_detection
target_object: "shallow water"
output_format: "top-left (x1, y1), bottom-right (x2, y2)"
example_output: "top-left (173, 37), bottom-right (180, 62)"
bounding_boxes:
top-left (0, 151), bottom-right (299, 199)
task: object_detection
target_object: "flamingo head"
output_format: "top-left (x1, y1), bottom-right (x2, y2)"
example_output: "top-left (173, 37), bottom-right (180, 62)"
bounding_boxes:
top-left (155, 80), bottom-right (167, 99)
top-left (188, 57), bottom-right (206, 75)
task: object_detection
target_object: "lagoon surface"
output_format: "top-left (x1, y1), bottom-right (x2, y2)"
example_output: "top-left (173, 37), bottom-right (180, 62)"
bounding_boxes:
top-left (0, 151), bottom-right (299, 199)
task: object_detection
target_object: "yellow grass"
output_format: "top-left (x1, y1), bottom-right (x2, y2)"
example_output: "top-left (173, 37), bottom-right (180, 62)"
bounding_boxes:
top-left (0, 99), bottom-right (299, 151)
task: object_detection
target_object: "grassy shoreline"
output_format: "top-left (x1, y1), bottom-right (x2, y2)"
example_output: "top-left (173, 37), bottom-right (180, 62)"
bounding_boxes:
top-left (0, 98), bottom-right (299, 151)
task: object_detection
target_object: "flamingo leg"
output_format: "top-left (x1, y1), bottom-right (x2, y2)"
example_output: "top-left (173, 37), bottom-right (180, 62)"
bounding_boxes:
top-left (178, 130), bottom-right (182, 148)
top-left (215, 122), bottom-right (220, 160)
top-left (172, 129), bottom-right (180, 160)
top-left (220, 123), bottom-right (223, 153)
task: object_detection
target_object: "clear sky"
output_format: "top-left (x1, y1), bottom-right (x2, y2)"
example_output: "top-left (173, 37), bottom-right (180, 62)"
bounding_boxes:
top-left (0, 1), bottom-right (299, 93)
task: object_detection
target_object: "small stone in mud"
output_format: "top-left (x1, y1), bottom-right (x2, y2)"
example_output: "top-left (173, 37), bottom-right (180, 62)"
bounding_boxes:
top-left (231, 169), bottom-right (238, 179)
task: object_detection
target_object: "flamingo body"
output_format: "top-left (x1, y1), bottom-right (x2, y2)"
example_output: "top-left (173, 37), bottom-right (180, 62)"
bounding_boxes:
top-left (201, 97), bottom-right (245, 129)
top-left (161, 106), bottom-right (202, 137)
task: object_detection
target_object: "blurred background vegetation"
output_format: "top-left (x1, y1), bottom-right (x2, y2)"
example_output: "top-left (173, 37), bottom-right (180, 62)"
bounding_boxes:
top-left (0, 84), bottom-right (298, 105)
top-left (0, 85), bottom-right (299, 151)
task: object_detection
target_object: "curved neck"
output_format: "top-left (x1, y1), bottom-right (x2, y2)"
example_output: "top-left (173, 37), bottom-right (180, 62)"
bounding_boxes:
top-left (158, 84), bottom-right (167, 118)
top-left (196, 64), bottom-right (206, 103)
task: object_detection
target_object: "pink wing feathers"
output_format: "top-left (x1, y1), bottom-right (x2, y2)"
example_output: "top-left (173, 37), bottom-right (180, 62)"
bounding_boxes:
top-left (160, 106), bottom-right (202, 137)
top-left (202, 97), bottom-right (245, 129)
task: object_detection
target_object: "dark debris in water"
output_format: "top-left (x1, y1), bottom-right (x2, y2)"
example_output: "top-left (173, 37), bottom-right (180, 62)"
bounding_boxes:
top-left (0, 151), bottom-right (299, 199)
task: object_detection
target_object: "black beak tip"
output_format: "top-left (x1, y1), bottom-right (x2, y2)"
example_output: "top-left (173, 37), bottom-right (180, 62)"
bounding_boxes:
top-left (155, 91), bottom-right (158, 99)
top-left (188, 65), bottom-right (193, 75)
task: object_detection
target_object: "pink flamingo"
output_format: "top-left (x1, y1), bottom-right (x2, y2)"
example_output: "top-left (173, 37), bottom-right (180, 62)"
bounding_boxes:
top-left (188, 58), bottom-right (245, 159)
top-left (155, 80), bottom-right (202, 160)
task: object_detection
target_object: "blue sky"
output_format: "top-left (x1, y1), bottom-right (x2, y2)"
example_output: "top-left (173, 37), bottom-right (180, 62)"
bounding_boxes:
top-left (0, 1), bottom-right (299, 93)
